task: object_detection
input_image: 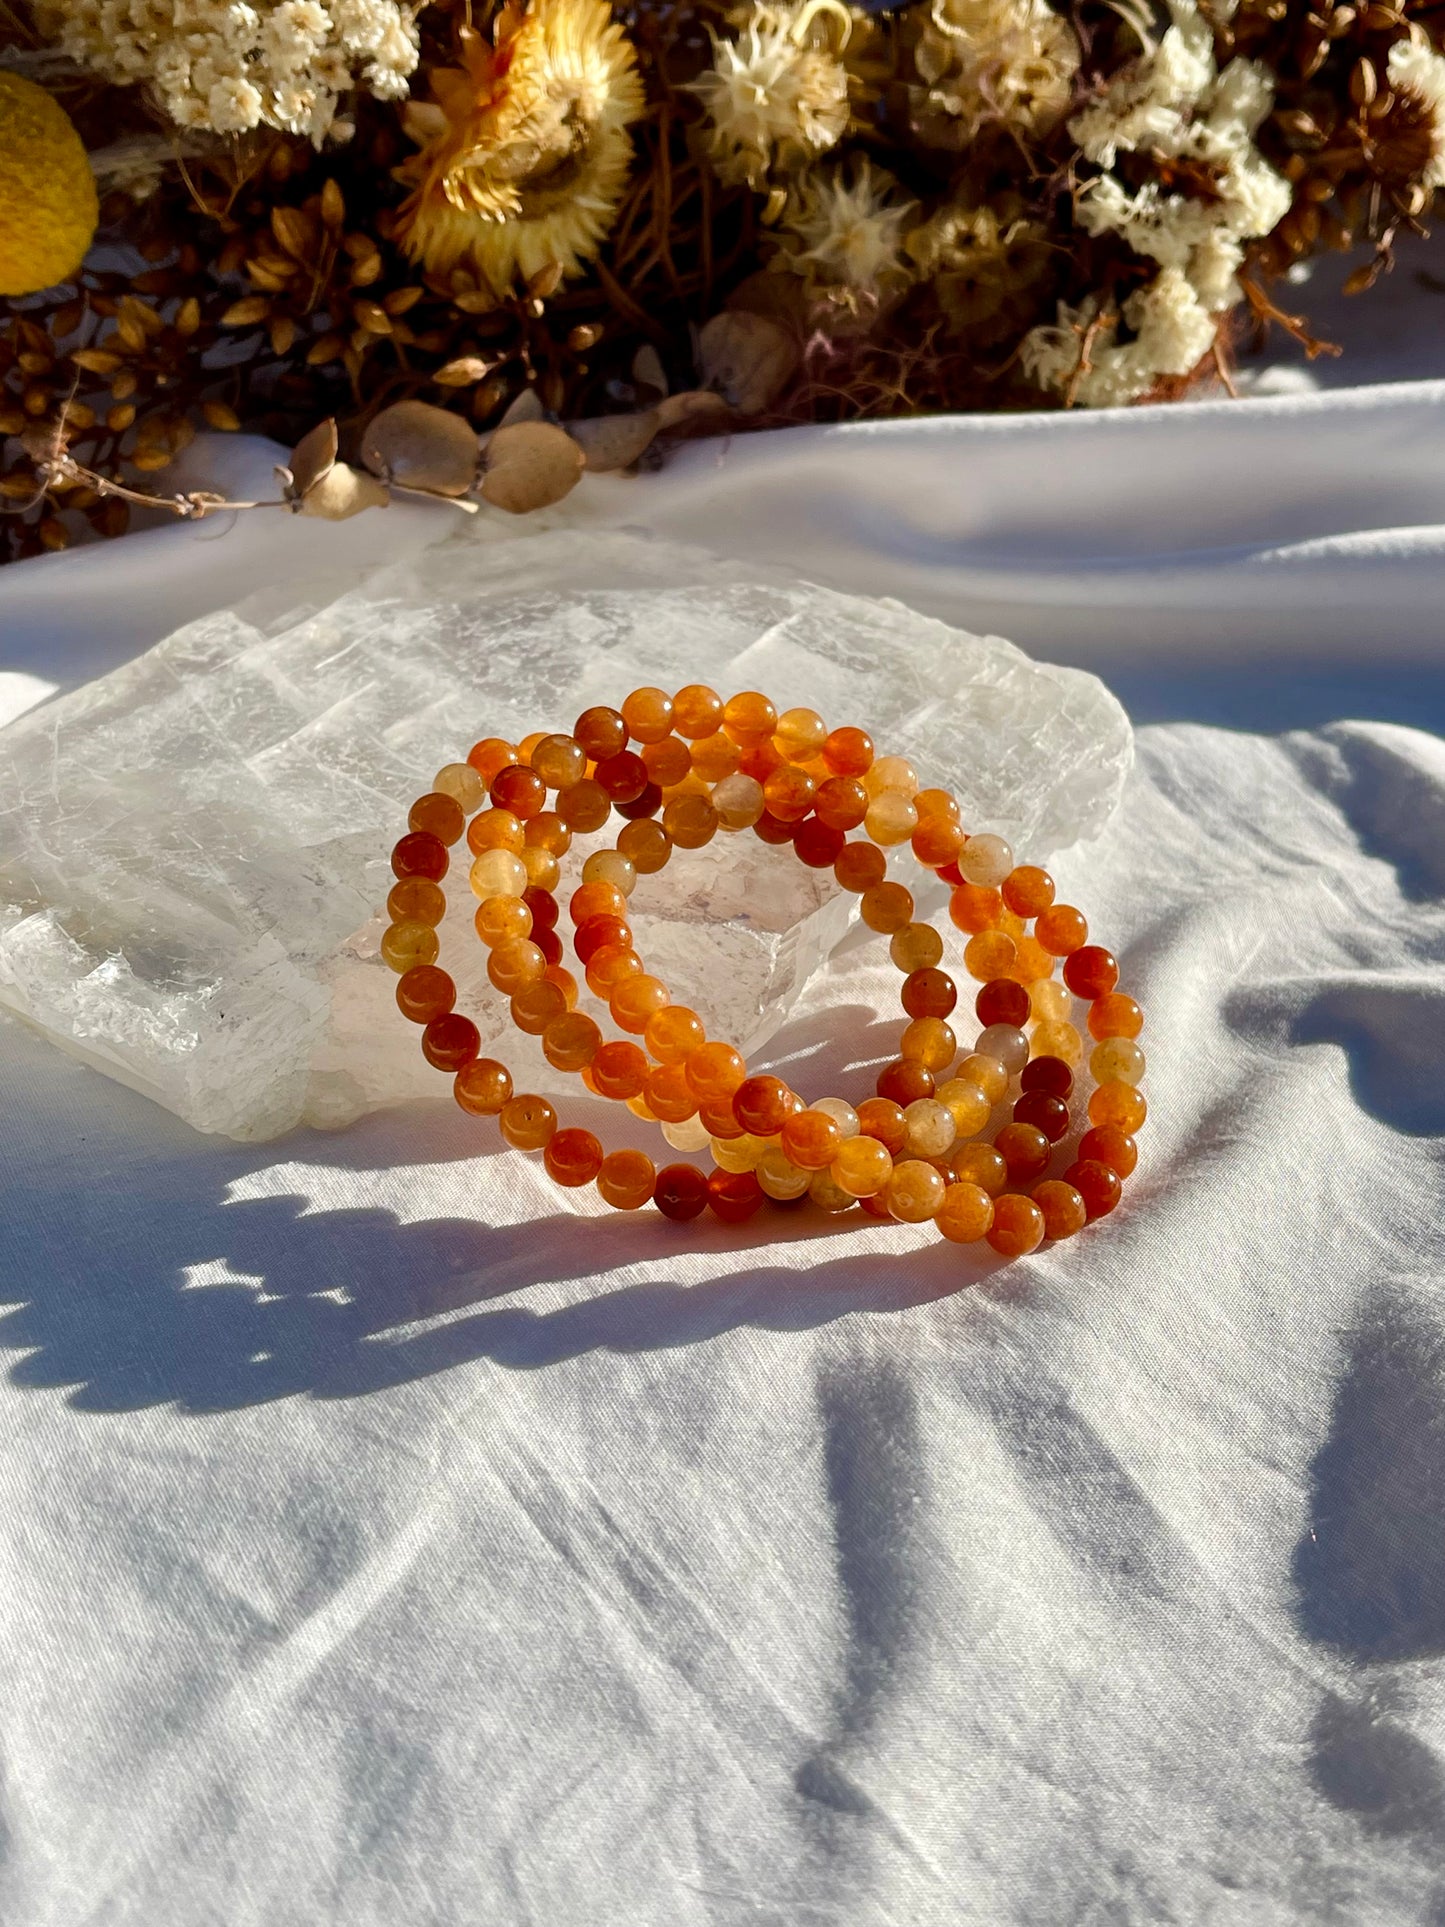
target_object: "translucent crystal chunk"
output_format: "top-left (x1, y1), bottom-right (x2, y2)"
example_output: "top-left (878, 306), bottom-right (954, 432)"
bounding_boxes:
top-left (0, 530), bottom-right (1131, 1139)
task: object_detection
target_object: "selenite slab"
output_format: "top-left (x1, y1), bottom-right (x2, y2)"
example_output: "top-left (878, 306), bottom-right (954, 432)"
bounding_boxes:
top-left (0, 528), bottom-right (1132, 1139)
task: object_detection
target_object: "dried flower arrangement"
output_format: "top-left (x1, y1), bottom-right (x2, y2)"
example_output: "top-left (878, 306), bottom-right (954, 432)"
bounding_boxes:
top-left (3, 0), bottom-right (1445, 560)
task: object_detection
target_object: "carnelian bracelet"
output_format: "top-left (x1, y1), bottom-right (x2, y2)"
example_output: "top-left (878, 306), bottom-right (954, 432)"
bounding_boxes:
top-left (381, 686), bottom-right (1146, 1257)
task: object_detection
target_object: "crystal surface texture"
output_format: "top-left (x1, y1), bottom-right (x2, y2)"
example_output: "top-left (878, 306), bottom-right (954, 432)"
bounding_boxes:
top-left (0, 530), bottom-right (1132, 1139)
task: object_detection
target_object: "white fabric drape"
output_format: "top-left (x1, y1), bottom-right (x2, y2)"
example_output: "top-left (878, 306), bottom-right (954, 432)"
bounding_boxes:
top-left (2, 257), bottom-right (1445, 1924)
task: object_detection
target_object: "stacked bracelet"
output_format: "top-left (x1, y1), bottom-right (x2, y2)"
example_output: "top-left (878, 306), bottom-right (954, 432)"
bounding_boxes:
top-left (382, 686), bottom-right (1145, 1258)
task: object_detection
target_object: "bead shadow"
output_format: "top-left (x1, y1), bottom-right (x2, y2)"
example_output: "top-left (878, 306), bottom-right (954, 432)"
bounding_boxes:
top-left (0, 1004), bottom-right (1007, 1417)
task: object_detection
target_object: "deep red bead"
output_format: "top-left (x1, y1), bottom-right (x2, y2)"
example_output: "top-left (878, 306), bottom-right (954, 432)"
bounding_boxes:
top-left (707, 1169), bottom-right (764, 1223)
top-left (975, 978), bottom-right (1031, 1028)
top-left (574, 914), bottom-right (632, 963)
top-left (654, 1164), bottom-right (709, 1222)
top-left (876, 1059), bottom-right (935, 1105)
top-left (1020, 1055), bottom-right (1073, 1099)
top-left (421, 1012), bottom-right (480, 1072)
top-left (1078, 1125), bottom-right (1138, 1178)
top-left (533, 927), bottom-right (564, 967)
top-left (615, 782), bottom-right (663, 821)
top-left (523, 885), bottom-right (559, 933)
top-left (1012, 1090), bottom-right (1071, 1142)
top-left (391, 831), bottom-right (448, 881)
top-left (1062, 944), bottom-right (1120, 1001)
top-left (594, 750), bottom-right (650, 803)
top-left (936, 860), bottom-right (965, 887)
top-left (752, 811), bottom-right (796, 846)
top-left (793, 818), bottom-right (846, 869)
top-left (1064, 1158), bottom-right (1123, 1219)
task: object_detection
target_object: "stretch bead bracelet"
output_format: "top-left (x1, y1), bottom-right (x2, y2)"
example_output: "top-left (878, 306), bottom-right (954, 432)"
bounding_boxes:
top-left (383, 687), bottom-right (1146, 1256)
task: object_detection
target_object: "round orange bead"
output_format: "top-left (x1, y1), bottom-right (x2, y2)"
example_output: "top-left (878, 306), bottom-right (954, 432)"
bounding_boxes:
top-left (391, 831), bottom-right (448, 882)
top-left (780, 1109), bottom-right (843, 1171)
top-left (511, 980), bottom-right (568, 1036)
top-left (597, 1149), bottom-right (657, 1210)
top-left (1089, 992), bottom-right (1144, 1040)
top-left (834, 842), bottom-right (887, 892)
top-left (689, 731), bottom-right (740, 782)
top-left (856, 1097), bottom-right (909, 1156)
top-left (530, 734), bottom-right (587, 790)
top-left (995, 1121), bottom-right (1051, 1183)
top-left (912, 815), bottom-right (964, 866)
top-left (585, 944), bottom-right (643, 995)
top-left (466, 737), bottom-right (517, 784)
top-left (1064, 1158), bottom-right (1123, 1220)
top-left (556, 778), bottom-right (610, 833)
top-left (949, 884), bottom-right (1003, 935)
top-left (618, 817), bottom-right (672, 873)
top-left (380, 920), bottom-right (439, 973)
top-left (611, 974), bottom-right (670, 1033)
top-left (860, 881), bottom-right (915, 934)
top-left (621, 686), bottom-right (675, 743)
top-left (487, 939), bottom-right (547, 995)
top-left (886, 1160), bottom-right (946, 1223)
top-left (569, 880), bottom-right (628, 926)
top-left (662, 793), bottom-right (718, 849)
top-left (951, 1142), bottom-right (1009, 1196)
top-left (685, 1041), bottom-right (747, 1100)
top-left (573, 705), bottom-right (628, 760)
top-left (1089, 1081), bottom-right (1147, 1133)
top-left (542, 1012), bottom-right (602, 1071)
top-left (732, 1074), bottom-right (799, 1136)
top-left (545, 1128), bottom-right (605, 1188)
top-left (595, 749), bottom-right (650, 803)
top-left (986, 1193), bottom-right (1045, 1256)
top-left (490, 764), bottom-right (547, 820)
top-left (936, 1182), bottom-right (994, 1244)
top-left (1001, 866), bottom-right (1055, 917)
top-left (901, 968), bottom-right (958, 1020)
top-left (468, 808), bottom-right (524, 856)
top-left (644, 1005), bottom-right (706, 1064)
top-left (1036, 904), bottom-right (1088, 956)
top-left (591, 1040), bottom-right (649, 1100)
top-left (641, 737), bottom-right (692, 787)
top-left (1063, 944), bottom-right (1119, 1000)
top-left (815, 776), bottom-right (869, 831)
top-left (762, 765), bottom-right (816, 822)
top-left (876, 1059), bottom-right (934, 1106)
top-left (707, 1169), bottom-right (764, 1223)
top-left (722, 691), bottom-right (778, 746)
top-left (672, 685), bottom-right (725, 739)
top-left (821, 725), bottom-right (874, 776)
top-left (396, 965), bottom-right (455, 1024)
top-left (386, 877), bottom-right (446, 926)
top-left (454, 1059), bottom-right (512, 1115)
top-left (1078, 1125), bottom-right (1138, 1178)
top-left (1033, 1179), bottom-right (1087, 1241)
top-left (408, 791), bottom-right (465, 845)
top-left (499, 1093), bottom-right (558, 1151)
top-left (644, 1061), bottom-right (697, 1122)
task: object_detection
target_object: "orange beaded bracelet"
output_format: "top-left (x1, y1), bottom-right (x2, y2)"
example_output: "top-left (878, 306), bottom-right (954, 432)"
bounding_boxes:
top-left (383, 687), bottom-right (1145, 1255)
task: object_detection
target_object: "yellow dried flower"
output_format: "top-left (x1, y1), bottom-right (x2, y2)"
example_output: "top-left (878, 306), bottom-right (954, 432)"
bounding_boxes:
top-left (692, 0), bottom-right (854, 189)
top-left (776, 158), bottom-right (916, 312)
top-left (0, 73), bottom-right (98, 297)
top-left (395, 0), bottom-right (644, 297)
top-left (905, 199), bottom-right (1051, 343)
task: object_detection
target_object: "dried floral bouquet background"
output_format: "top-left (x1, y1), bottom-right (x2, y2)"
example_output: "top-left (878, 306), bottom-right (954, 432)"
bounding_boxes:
top-left (3, 0), bottom-right (1445, 558)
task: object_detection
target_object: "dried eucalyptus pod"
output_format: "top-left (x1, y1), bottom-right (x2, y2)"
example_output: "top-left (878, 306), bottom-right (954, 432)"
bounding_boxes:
top-left (697, 313), bottom-right (797, 414)
top-left (479, 421), bottom-right (586, 512)
top-left (360, 401), bottom-right (481, 498)
top-left (276, 418), bottom-right (390, 520)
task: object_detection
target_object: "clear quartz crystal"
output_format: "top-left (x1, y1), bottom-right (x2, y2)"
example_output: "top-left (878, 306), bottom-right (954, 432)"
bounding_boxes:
top-left (0, 529), bottom-right (1131, 1140)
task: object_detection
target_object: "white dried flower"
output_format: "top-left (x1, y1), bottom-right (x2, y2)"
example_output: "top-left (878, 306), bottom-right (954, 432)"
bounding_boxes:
top-left (37, 0), bottom-right (421, 143)
top-left (776, 157), bottom-right (916, 309)
top-left (1388, 38), bottom-right (1445, 190)
top-left (1024, 0), bottom-right (1290, 405)
top-left (692, 0), bottom-right (853, 189)
top-left (910, 0), bottom-right (1080, 150)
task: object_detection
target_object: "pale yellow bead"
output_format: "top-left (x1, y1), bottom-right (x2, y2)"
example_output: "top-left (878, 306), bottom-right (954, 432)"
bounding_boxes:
top-left (976, 1023), bottom-right (1029, 1074)
top-left (886, 1159), bottom-right (946, 1222)
top-left (865, 793), bottom-right (919, 846)
top-left (831, 1134), bottom-right (893, 1197)
top-left (433, 761), bottom-right (485, 812)
top-left (937, 1078), bottom-right (992, 1137)
top-left (809, 1169), bottom-right (857, 1213)
top-left (711, 1133), bottom-right (769, 1173)
top-left (1090, 1037), bottom-right (1146, 1085)
top-left (903, 1098), bottom-right (956, 1158)
top-left (956, 1052), bottom-right (1009, 1105)
top-left (776, 707), bottom-right (828, 761)
top-left (958, 833), bottom-right (1014, 887)
top-left (1031, 1019), bottom-right (1084, 1067)
top-left (813, 1096), bottom-right (860, 1138)
top-left (889, 923), bottom-right (944, 973)
top-left (757, 1147), bottom-right (812, 1200)
top-left (662, 1114), bottom-right (713, 1152)
top-left (864, 755), bottom-right (919, 799)
top-left (582, 847), bottom-right (638, 896)
top-left (1031, 978), bottom-right (1072, 1023)
top-left (470, 849), bottom-right (528, 898)
top-left (900, 1015), bottom-right (956, 1072)
top-left (711, 772), bottom-right (766, 830)
top-left (520, 845), bottom-right (560, 891)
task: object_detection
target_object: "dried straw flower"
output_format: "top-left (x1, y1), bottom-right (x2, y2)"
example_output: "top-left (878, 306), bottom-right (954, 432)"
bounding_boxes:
top-left (905, 0), bottom-right (1079, 152)
top-left (1022, 266), bottom-right (1218, 408)
top-left (691, 0), bottom-right (854, 189)
top-left (774, 157), bottom-right (916, 313)
top-left (37, 0), bottom-right (421, 144)
top-left (1387, 37), bottom-right (1445, 193)
top-left (394, 0), bottom-right (644, 296)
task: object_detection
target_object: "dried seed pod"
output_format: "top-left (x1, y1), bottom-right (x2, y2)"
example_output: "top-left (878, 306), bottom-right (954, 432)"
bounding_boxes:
top-left (697, 312), bottom-right (797, 414)
top-left (361, 400), bottom-right (480, 496)
top-left (298, 463), bottom-right (390, 520)
top-left (479, 420), bottom-right (585, 513)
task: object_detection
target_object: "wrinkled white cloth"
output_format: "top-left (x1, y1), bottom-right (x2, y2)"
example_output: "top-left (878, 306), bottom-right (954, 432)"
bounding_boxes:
top-left (3, 258), bottom-right (1445, 1926)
